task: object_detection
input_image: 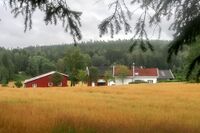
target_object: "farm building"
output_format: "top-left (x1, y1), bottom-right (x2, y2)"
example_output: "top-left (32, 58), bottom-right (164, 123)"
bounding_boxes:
top-left (96, 66), bottom-right (110, 86)
top-left (24, 71), bottom-right (68, 88)
top-left (113, 66), bottom-right (159, 85)
top-left (87, 65), bottom-right (175, 86)
top-left (88, 66), bottom-right (115, 86)
top-left (158, 69), bottom-right (175, 81)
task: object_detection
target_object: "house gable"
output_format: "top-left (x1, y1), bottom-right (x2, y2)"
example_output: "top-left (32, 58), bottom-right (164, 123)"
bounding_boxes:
top-left (24, 71), bottom-right (68, 88)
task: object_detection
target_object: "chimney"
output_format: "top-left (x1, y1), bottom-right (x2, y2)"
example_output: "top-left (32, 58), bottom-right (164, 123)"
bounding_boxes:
top-left (113, 65), bottom-right (115, 77)
top-left (132, 62), bottom-right (135, 77)
top-left (86, 66), bottom-right (90, 76)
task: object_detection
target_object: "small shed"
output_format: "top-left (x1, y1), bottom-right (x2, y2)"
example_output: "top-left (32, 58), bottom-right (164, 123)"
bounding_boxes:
top-left (97, 79), bottom-right (107, 86)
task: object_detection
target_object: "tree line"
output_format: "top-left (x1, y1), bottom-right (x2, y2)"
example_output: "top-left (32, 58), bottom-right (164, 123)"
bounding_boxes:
top-left (2, 0), bottom-right (200, 81)
top-left (0, 39), bottom-right (195, 85)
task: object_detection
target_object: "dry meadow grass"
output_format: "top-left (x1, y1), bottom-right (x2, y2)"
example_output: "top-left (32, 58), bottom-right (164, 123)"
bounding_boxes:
top-left (0, 83), bottom-right (200, 133)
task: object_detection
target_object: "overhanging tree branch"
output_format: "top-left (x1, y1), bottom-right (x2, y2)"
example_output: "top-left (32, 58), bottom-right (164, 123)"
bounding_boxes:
top-left (7, 0), bottom-right (82, 45)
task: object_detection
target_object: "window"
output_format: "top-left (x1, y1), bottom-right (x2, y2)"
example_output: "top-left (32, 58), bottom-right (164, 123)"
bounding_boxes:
top-left (135, 72), bottom-right (139, 76)
top-left (32, 84), bottom-right (37, 88)
top-left (48, 82), bottom-right (53, 87)
top-left (148, 80), bottom-right (153, 84)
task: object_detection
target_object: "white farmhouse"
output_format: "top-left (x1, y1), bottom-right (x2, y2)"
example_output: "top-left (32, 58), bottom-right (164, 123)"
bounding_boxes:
top-left (113, 65), bottom-right (159, 85)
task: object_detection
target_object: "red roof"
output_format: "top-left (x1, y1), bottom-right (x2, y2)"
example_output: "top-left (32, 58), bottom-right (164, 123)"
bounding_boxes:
top-left (114, 67), bottom-right (158, 77)
top-left (134, 68), bottom-right (158, 76)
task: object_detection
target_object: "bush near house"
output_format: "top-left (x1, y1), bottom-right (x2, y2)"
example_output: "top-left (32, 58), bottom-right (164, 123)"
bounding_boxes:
top-left (1, 78), bottom-right (8, 87)
top-left (129, 80), bottom-right (147, 84)
top-left (1, 83), bottom-right (8, 87)
top-left (14, 81), bottom-right (23, 88)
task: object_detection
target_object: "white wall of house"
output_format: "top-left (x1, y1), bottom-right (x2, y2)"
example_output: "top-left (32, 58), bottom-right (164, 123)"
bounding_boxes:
top-left (108, 81), bottom-right (115, 86)
top-left (134, 76), bottom-right (158, 84)
top-left (115, 76), bottom-right (134, 85)
top-left (114, 76), bottom-right (158, 85)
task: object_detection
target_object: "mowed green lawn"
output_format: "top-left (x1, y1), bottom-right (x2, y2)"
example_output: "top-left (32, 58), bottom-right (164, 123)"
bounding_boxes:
top-left (0, 83), bottom-right (200, 133)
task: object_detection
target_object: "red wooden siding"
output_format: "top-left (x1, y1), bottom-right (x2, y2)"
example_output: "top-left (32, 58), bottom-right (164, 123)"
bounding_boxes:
top-left (25, 74), bottom-right (68, 88)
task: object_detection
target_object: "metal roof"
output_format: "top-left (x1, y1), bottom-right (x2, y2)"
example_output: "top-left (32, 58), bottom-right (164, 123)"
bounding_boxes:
top-left (24, 71), bottom-right (68, 84)
top-left (158, 70), bottom-right (175, 79)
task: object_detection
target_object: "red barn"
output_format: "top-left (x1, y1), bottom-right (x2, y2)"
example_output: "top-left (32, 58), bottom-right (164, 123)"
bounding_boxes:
top-left (24, 71), bottom-right (68, 88)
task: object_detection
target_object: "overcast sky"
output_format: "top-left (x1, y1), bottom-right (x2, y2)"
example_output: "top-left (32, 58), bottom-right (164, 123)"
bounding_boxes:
top-left (0, 0), bottom-right (173, 48)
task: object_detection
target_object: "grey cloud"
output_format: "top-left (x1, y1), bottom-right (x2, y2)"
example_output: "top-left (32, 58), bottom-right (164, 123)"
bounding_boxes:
top-left (0, 0), bottom-right (173, 48)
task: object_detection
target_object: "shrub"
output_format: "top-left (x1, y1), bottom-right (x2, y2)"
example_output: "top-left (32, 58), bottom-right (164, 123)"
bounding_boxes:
top-left (2, 83), bottom-right (8, 87)
top-left (129, 80), bottom-right (147, 84)
top-left (158, 80), bottom-right (182, 83)
top-left (15, 81), bottom-right (23, 88)
top-left (1, 78), bottom-right (8, 87)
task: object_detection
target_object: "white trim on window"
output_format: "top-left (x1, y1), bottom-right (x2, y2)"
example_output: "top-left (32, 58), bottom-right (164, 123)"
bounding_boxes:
top-left (148, 80), bottom-right (153, 84)
top-left (48, 82), bottom-right (53, 87)
top-left (32, 83), bottom-right (37, 88)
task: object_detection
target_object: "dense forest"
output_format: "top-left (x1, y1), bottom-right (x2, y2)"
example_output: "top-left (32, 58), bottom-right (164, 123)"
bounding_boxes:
top-left (0, 39), bottom-right (194, 85)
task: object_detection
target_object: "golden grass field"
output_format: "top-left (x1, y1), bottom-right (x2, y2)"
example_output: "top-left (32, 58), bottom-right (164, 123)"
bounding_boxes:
top-left (0, 83), bottom-right (200, 133)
